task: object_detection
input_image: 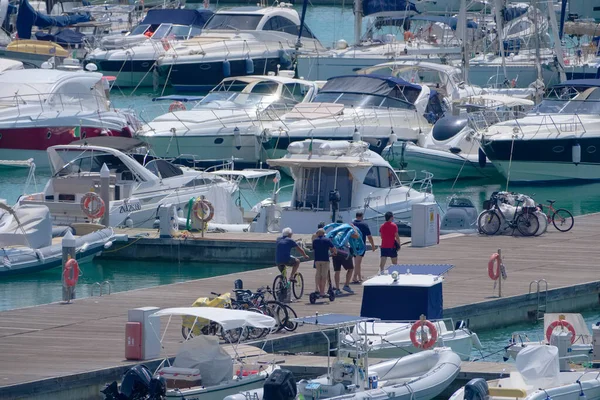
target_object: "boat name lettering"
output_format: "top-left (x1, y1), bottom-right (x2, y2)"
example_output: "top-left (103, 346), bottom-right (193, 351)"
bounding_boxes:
top-left (119, 201), bottom-right (141, 213)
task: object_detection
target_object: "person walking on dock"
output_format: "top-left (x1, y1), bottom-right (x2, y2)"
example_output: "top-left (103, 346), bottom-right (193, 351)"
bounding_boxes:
top-left (352, 211), bottom-right (376, 283)
top-left (379, 211), bottom-right (401, 272)
top-left (312, 228), bottom-right (336, 298)
top-left (332, 247), bottom-right (355, 295)
top-left (276, 227), bottom-right (308, 281)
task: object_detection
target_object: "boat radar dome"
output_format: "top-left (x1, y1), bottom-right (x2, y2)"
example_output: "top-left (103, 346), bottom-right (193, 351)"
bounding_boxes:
top-left (85, 63), bottom-right (98, 72)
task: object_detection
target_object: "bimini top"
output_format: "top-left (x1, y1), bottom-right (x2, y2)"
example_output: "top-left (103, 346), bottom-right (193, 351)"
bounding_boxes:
top-left (151, 307), bottom-right (276, 331)
top-left (141, 9), bottom-right (214, 27)
top-left (551, 79), bottom-right (600, 90)
top-left (410, 15), bottom-right (478, 30)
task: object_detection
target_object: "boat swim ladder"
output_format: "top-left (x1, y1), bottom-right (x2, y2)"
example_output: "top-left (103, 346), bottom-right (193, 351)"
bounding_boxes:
top-left (91, 281), bottom-right (112, 297)
top-left (528, 279), bottom-right (548, 320)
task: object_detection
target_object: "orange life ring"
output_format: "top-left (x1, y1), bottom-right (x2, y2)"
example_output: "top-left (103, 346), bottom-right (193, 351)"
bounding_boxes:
top-left (546, 319), bottom-right (576, 344)
top-left (63, 258), bottom-right (80, 287)
top-left (488, 252), bottom-right (501, 280)
top-left (169, 101), bottom-right (186, 112)
top-left (192, 198), bottom-right (214, 223)
top-left (410, 319), bottom-right (438, 349)
top-left (81, 192), bottom-right (105, 219)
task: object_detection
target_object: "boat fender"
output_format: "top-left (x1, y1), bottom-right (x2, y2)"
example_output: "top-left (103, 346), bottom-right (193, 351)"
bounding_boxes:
top-left (546, 317), bottom-right (576, 344)
top-left (223, 60), bottom-right (231, 78)
top-left (81, 192), bottom-right (105, 220)
top-left (63, 258), bottom-right (80, 287)
top-left (169, 101), bottom-right (186, 112)
top-left (409, 317), bottom-right (438, 349)
top-left (471, 332), bottom-right (483, 350)
top-left (572, 143), bottom-right (581, 165)
top-left (192, 198), bottom-right (214, 223)
top-left (245, 57), bottom-right (254, 74)
top-left (478, 148), bottom-right (486, 168)
top-left (488, 252), bottom-right (501, 280)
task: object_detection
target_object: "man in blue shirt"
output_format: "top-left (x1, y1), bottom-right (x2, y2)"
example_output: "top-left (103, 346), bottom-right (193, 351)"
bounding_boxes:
top-left (312, 228), bottom-right (336, 298)
top-left (276, 227), bottom-right (308, 281)
top-left (352, 211), bottom-right (376, 283)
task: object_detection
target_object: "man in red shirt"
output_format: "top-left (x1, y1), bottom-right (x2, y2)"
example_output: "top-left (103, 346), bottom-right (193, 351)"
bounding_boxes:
top-left (379, 211), bottom-right (401, 272)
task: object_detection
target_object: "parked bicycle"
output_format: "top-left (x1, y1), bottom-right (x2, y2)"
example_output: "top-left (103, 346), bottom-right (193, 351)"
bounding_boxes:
top-left (181, 292), bottom-right (245, 342)
top-left (537, 200), bottom-right (574, 232)
top-left (232, 286), bottom-right (298, 334)
top-left (478, 194), bottom-right (539, 236)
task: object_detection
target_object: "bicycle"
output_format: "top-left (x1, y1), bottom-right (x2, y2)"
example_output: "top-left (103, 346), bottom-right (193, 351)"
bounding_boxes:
top-left (181, 292), bottom-right (245, 342)
top-left (478, 196), bottom-right (539, 236)
top-left (537, 200), bottom-right (574, 232)
top-left (273, 263), bottom-right (305, 302)
top-left (232, 287), bottom-right (297, 334)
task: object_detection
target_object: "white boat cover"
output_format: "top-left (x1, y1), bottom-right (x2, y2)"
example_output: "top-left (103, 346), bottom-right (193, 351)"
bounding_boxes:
top-left (0, 203), bottom-right (52, 249)
top-left (172, 335), bottom-right (233, 387)
top-left (151, 307), bottom-right (276, 331)
top-left (515, 345), bottom-right (559, 387)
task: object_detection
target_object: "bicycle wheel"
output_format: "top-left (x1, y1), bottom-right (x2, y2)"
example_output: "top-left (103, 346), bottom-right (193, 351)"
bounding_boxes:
top-left (478, 210), bottom-right (501, 235)
top-left (181, 326), bottom-right (194, 340)
top-left (222, 326), bottom-right (245, 343)
top-left (264, 300), bottom-right (288, 333)
top-left (272, 275), bottom-right (286, 302)
top-left (282, 304), bottom-right (298, 332)
top-left (516, 213), bottom-right (539, 236)
top-left (292, 272), bottom-right (304, 300)
top-left (552, 209), bottom-right (574, 232)
top-left (246, 308), bottom-right (270, 340)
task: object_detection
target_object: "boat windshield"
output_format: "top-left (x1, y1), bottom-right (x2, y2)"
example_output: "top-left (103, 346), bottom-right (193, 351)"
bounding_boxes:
top-left (53, 152), bottom-right (133, 177)
top-left (151, 24), bottom-right (200, 40)
top-left (204, 14), bottom-right (263, 30)
top-left (312, 92), bottom-right (414, 110)
top-left (533, 86), bottom-right (600, 115)
top-left (194, 80), bottom-right (280, 109)
top-left (130, 23), bottom-right (150, 35)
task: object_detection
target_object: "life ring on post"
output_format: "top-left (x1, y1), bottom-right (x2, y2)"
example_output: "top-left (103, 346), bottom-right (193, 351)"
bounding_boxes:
top-left (488, 252), bottom-right (501, 280)
top-left (545, 317), bottom-right (576, 344)
top-left (63, 258), bottom-right (80, 287)
top-left (192, 198), bottom-right (214, 223)
top-left (80, 192), bottom-right (105, 220)
top-left (169, 101), bottom-right (186, 112)
top-left (410, 316), bottom-right (438, 349)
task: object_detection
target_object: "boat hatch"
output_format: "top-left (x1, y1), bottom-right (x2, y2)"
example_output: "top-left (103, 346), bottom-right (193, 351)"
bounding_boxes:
top-left (293, 167), bottom-right (352, 210)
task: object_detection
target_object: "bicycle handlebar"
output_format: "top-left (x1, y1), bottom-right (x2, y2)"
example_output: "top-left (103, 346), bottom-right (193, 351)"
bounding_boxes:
top-left (210, 292), bottom-right (221, 296)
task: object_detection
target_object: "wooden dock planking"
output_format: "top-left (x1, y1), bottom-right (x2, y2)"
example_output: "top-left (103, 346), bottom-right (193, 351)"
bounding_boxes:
top-left (0, 214), bottom-right (599, 389)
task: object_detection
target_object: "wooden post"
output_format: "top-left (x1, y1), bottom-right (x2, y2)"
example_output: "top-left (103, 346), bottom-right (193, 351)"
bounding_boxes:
top-left (62, 231), bottom-right (77, 303)
top-left (100, 163), bottom-right (110, 227)
top-left (498, 248), bottom-right (502, 298)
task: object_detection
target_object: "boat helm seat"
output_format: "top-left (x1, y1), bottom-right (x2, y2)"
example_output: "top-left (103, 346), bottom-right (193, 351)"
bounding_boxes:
top-left (547, 200), bottom-right (555, 204)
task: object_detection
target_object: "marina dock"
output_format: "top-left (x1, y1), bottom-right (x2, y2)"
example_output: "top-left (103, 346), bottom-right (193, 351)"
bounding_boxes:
top-left (1, 213), bottom-right (599, 398)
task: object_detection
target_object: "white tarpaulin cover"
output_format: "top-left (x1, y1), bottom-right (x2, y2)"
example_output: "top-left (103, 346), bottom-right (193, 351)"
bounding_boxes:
top-left (516, 345), bottom-right (559, 386)
top-left (172, 335), bottom-right (233, 387)
top-left (151, 307), bottom-right (276, 331)
top-left (0, 204), bottom-right (52, 249)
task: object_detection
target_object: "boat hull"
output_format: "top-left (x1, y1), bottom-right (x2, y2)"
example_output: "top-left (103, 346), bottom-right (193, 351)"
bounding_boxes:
top-left (165, 370), bottom-right (268, 399)
top-left (93, 60), bottom-right (166, 88)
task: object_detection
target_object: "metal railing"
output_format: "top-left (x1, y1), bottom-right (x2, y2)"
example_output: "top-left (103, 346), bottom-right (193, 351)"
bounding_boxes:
top-left (91, 281), bottom-right (112, 296)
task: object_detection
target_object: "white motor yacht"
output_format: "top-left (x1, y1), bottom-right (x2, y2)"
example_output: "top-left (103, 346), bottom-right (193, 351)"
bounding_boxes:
top-left (17, 139), bottom-right (244, 229)
top-left (481, 79), bottom-right (600, 182)
top-left (86, 9), bottom-right (214, 88)
top-left (383, 94), bottom-right (533, 180)
top-left (251, 140), bottom-right (435, 234)
top-left (261, 74), bottom-right (443, 162)
top-left (156, 4), bottom-right (326, 92)
top-left (138, 75), bottom-right (319, 168)
top-left (0, 69), bottom-right (138, 167)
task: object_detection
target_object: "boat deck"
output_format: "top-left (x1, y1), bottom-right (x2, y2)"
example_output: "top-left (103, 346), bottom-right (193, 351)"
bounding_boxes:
top-left (0, 213), bottom-right (599, 394)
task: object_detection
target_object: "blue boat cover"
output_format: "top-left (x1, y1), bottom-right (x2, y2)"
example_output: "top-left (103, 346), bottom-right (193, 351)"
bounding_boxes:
top-left (141, 9), bottom-right (213, 27)
top-left (16, 0), bottom-right (91, 40)
top-left (360, 275), bottom-right (443, 321)
top-left (363, 0), bottom-right (418, 17)
top-left (293, 314), bottom-right (378, 326)
top-left (410, 15), bottom-right (478, 30)
top-left (152, 95), bottom-right (205, 102)
top-left (551, 79), bottom-right (600, 89)
top-left (387, 264), bottom-right (454, 276)
top-left (36, 29), bottom-right (85, 45)
top-left (321, 74), bottom-right (422, 102)
top-left (503, 5), bottom-right (528, 22)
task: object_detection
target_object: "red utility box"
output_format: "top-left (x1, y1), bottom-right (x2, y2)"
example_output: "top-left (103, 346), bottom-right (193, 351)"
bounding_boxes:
top-left (125, 322), bottom-right (142, 360)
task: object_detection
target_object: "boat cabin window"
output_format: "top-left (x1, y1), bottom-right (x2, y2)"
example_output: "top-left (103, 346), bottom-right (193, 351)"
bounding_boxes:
top-left (282, 83), bottom-right (311, 103)
top-left (533, 87), bottom-right (600, 115)
top-left (55, 153), bottom-right (135, 179)
top-left (144, 159), bottom-right (184, 178)
top-left (263, 16), bottom-right (299, 35)
top-left (363, 166), bottom-right (400, 188)
top-left (150, 24), bottom-right (198, 40)
top-left (130, 24), bottom-right (151, 35)
top-left (249, 81), bottom-right (279, 94)
top-left (294, 167), bottom-right (352, 210)
top-left (204, 14), bottom-right (262, 30)
top-left (49, 80), bottom-right (108, 111)
top-left (313, 92), bottom-right (414, 110)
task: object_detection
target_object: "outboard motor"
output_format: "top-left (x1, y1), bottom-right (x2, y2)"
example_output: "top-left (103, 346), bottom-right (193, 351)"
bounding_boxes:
top-left (263, 369), bottom-right (297, 400)
top-left (102, 364), bottom-right (153, 400)
top-left (464, 378), bottom-right (489, 400)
